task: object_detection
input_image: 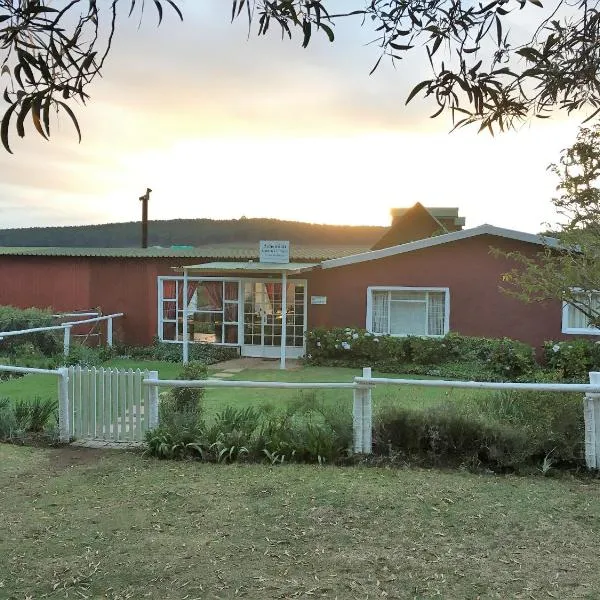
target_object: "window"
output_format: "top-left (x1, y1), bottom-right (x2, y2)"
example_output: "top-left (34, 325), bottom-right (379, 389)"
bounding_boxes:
top-left (367, 287), bottom-right (449, 336)
top-left (562, 291), bottom-right (600, 335)
top-left (158, 278), bottom-right (240, 344)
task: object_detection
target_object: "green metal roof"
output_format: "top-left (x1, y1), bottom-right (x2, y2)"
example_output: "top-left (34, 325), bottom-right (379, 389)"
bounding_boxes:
top-left (0, 244), bottom-right (368, 261)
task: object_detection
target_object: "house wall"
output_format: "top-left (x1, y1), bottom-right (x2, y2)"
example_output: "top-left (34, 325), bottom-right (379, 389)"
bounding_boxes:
top-left (0, 256), bottom-right (203, 346)
top-left (304, 235), bottom-right (565, 351)
top-left (0, 235), bottom-right (587, 352)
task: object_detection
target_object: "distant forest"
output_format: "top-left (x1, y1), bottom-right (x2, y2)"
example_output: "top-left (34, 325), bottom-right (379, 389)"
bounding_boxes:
top-left (0, 218), bottom-right (387, 248)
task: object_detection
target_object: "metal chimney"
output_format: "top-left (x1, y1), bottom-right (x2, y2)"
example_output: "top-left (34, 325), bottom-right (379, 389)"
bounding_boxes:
top-left (139, 188), bottom-right (152, 248)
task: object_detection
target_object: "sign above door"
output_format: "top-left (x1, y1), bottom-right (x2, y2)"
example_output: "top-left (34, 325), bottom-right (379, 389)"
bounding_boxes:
top-left (259, 240), bottom-right (290, 264)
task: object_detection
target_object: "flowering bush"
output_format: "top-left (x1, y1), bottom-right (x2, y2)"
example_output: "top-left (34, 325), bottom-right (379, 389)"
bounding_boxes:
top-left (543, 339), bottom-right (600, 379)
top-left (305, 328), bottom-right (536, 380)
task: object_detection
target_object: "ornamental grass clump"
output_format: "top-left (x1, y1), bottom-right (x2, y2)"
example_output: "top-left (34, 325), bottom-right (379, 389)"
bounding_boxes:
top-left (145, 391), bottom-right (353, 464)
top-left (373, 388), bottom-right (584, 470)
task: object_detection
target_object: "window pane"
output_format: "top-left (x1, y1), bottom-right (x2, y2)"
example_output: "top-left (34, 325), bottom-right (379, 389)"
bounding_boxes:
top-left (162, 301), bottom-right (176, 320)
top-left (224, 325), bottom-right (238, 344)
top-left (224, 303), bottom-right (238, 322)
top-left (197, 282), bottom-right (223, 310)
top-left (567, 292), bottom-right (600, 329)
top-left (224, 282), bottom-right (238, 301)
top-left (372, 292), bottom-right (389, 333)
top-left (390, 301), bottom-right (427, 335)
top-left (162, 322), bottom-right (176, 341)
top-left (391, 290), bottom-right (426, 301)
top-left (428, 292), bottom-right (446, 335)
top-left (162, 280), bottom-right (177, 300)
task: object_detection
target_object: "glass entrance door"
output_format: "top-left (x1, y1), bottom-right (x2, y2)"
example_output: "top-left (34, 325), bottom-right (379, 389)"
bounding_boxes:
top-left (242, 281), bottom-right (306, 358)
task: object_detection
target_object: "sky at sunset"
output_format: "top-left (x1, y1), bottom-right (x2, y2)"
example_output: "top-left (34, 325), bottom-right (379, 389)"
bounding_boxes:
top-left (0, 1), bottom-right (584, 234)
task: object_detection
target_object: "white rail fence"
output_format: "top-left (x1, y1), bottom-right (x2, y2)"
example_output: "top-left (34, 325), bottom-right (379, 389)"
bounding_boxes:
top-left (0, 312), bottom-right (124, 356)
top-left (4, 363), bottom-right (600, 469)
top-left (142, 368), bottom-right (600, 467)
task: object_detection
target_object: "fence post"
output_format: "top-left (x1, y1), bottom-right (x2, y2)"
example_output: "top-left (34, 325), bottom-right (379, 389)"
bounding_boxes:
top-left (107, 317), bottom-right (113, 347)
top-left (148, 370), bottom-right (159, 430)
top-left (352, 384), bottom-right (364, 454)
top-left (63, 326), bottom-right (71, 357)
top-left (361, 367), bottom-right (373, 454)
top-left (585, 372), bottom-right (600, 469)
top-left (57, 367), bottom-right (70, 443)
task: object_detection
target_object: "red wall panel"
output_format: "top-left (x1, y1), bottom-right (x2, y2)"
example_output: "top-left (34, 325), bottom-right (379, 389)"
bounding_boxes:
top-left (304, 235), bottom-right (566, 350)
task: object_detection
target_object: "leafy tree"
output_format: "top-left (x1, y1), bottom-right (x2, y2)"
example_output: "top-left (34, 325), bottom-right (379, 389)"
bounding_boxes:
top-left (500, 124), bottom-right (600, 327)
top-left (2, 0), bottom-right (600, 152)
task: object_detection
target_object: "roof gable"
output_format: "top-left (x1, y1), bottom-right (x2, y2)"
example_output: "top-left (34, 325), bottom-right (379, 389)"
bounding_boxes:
top-left (370, 202), bottom-right (446, 250)
top-left (321, 225), bottom-right (559, 269)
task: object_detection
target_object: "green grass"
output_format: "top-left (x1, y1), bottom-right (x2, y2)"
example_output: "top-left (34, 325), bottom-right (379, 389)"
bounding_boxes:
top-left (1, 444), bottom-right (600, 599)
top-left (0, 361), bottom-right (490, 419)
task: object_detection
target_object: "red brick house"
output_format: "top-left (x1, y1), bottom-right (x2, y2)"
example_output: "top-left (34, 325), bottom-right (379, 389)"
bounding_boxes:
top-left (0, 205), bottom-right (595, 358)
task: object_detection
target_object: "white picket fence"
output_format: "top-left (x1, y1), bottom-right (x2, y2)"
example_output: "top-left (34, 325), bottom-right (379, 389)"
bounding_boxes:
top-left (67, 367), bottom-right (158, 442)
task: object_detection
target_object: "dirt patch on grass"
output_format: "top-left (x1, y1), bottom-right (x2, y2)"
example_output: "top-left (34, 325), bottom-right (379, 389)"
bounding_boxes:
top-left (46, 445), bottom-right (113, 472)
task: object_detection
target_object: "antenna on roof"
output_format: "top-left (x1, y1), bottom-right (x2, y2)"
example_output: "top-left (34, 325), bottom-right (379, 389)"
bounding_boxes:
top-left (139, 187), bottom-right (152, 249)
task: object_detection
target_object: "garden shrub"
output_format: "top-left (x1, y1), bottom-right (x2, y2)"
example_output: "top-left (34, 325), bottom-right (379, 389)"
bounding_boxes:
top-left (543, 339), bottom-right (600, 380)
top-left (469, 390), bottom-right (584, 464)
top-left (170, 361), bottom-right (207, 413)
top-left (0, 396), bottom-right (58, 443)
top-left (65, 343), bottom-right (104, 367)
top-left (145, 391), bottom-right (353, 464)
top-left (118, 339), bottom-right (239, 364)
top-left (0, 399), bottom-right (18, 441)
top-left (374, 404), bottom-right (531, 469)
top-left (306, 327), bottom-right (536, 380)
top-left (0, 305), bottom-right (61, 357)
top-left (374, 387), bottom-right (585, 470)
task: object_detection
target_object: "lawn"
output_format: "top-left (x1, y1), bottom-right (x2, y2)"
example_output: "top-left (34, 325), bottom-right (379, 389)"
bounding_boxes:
top-left (0, 360), bottom-right (490, 418)
top-left (1, 444), bottom-right (600, 599)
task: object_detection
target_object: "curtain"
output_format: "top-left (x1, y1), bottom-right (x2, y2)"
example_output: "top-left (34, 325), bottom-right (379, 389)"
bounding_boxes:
top-left (371, 292), bottom-right (389, 333)
top-left (224, 282), bottom-right (238, 301)
top-left (427, 292), bottom-right (446, 335)
top-left (202, 281), bottom-right (223, 311)
top-left (567, 292), bottom-right (600, 329)
top-left (176, 280), bottom-right (199, 320)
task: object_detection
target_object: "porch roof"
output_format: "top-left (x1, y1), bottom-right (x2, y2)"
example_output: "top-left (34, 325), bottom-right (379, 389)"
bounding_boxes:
top-left (177, 261), bottom-right (319, 275)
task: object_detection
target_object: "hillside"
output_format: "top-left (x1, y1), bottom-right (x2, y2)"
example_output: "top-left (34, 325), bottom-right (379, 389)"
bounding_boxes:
top-left (0, 218), bottom-right (387, 248)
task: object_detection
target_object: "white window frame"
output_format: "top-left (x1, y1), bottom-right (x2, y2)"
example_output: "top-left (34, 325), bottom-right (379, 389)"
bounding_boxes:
top-left (365, 286), bottom-right (450, 337)
top-left (561, 290), bottom-right (600, 335)
top-left (157, 276), bottom-right (309, 348)
top-left (157, 276), bottom-right (243, 346)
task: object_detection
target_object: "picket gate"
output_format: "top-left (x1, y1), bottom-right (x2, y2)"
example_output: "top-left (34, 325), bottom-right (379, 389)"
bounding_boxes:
top-left (68, 367), bottom-right (152, 442)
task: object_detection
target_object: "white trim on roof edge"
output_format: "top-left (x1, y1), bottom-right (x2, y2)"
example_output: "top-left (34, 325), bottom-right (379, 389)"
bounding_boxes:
top-left (320, 224), bottom-right (560, 270)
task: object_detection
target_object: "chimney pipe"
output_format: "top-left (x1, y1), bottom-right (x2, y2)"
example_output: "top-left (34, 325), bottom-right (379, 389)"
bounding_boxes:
top-left (139, 187), bottom-right (152, 249)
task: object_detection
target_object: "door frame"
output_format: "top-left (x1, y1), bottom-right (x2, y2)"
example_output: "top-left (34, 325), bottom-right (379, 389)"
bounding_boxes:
top-left (240, 278), bottom-right (307, 359)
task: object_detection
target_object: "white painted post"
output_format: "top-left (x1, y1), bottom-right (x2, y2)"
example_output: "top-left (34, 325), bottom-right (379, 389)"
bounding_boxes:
top-left (352, 384), bottom-right (364, 454)
top-left (63, 325), bottom-right (71, 357)
top-left (362, 367), bottom-right (373, 454)
top-left (148, 370), bottom-right (159, 429)
top-left (280, 271), bottom-right (287, 370)
top-left (57, 367), bottom-right (70, 443)
top-left (182, 268), bottom-right (189, 364)
top-left (107, 317), bottom-right (113, 347)
top-left (585, 372), bottom-right (600, 469)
